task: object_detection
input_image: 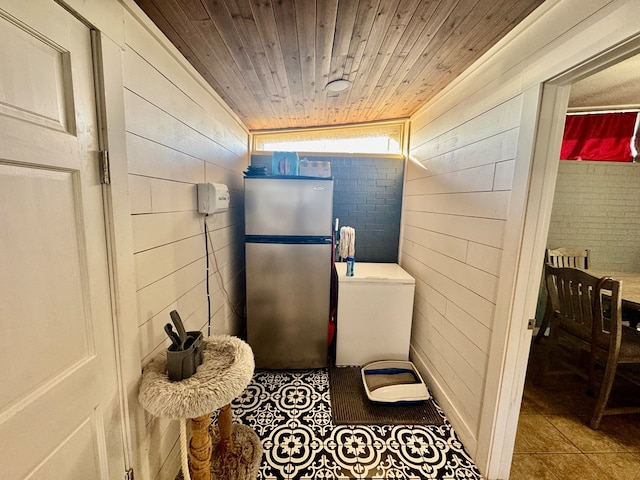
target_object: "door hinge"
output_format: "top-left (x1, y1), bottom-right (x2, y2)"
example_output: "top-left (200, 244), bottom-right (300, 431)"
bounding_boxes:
top-left (125, 468), bottom-right (134, 480)
top-left (527, 319), bottom-right (535, 330)
top-left (99, 150), bottom-right (110, 184)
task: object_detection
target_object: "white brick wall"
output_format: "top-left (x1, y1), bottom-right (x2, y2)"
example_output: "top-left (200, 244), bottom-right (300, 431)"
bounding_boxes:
top-left (547, 161), bottom-right (640, 273)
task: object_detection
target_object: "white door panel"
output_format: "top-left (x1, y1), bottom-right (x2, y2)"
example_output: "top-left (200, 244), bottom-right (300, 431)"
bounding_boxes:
top-left (0, 1), bottom-right (125, 479)
top-left (0, 12), bottom-right (73, 132)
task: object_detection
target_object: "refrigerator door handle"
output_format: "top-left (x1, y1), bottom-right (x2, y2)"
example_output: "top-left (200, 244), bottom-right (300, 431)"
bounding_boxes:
top-left (245, 235), bottom-right (332, 245)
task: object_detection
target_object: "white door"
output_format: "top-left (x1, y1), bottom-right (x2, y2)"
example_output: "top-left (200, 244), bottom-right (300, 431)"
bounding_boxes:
top-left (0, 1), bottom-right (126, 479)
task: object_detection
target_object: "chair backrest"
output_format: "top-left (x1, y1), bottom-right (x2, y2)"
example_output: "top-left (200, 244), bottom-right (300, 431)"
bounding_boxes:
top-left (546, 247), bottom-right (591, 270)
top-left (545, 264), bottom-right (620, 344)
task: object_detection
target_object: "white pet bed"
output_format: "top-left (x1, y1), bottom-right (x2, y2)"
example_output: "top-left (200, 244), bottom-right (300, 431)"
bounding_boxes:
top-left (361, 360), bottom-right (430, 404)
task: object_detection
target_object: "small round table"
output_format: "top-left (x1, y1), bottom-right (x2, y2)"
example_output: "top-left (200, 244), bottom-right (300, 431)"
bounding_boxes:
top-left (139, 335), bottom-right (262, 480)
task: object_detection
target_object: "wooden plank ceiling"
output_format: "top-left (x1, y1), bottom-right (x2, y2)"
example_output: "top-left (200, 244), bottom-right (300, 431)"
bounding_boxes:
top-left (134, 0), bottom-right (546, 131)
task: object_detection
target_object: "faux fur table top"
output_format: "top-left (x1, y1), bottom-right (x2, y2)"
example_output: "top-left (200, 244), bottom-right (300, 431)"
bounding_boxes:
top-left (139, 335), bottom-right (255, 419)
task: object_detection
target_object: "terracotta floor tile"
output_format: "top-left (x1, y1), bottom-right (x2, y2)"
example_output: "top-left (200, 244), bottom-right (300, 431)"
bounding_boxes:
top-left (594, 414), bottom-right (640, 452)
top-left (509, 454), bottom-right (561, 480)
top-left (522, 376), bottom-right (595, 416)
top-left (536, 453), bottom-right (612, 480)
top-left (515, 342), bottom-right (640, 478)
top-left (584, 453), bottom-right (640, 480)
top-left (514, 413), bottom-right (579, 453)
top-left (546, 414), bottom-right (629, 453)
top-left (518, 395), bottom-right (540, 414)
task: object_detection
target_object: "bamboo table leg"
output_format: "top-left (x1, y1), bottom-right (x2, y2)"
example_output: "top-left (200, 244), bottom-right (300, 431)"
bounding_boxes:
top-left (189, 414), bottom-right (212, 480)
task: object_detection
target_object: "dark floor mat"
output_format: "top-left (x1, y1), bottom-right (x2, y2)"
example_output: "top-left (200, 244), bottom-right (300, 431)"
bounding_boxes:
top-left (329, 366), bottom-right (445, 425)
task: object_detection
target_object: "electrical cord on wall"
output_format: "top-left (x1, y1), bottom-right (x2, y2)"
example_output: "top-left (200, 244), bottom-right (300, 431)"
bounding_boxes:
top-left (205, 215), bottom-right (211, 336)
top-left (204, 215), bottom-right (243, 335)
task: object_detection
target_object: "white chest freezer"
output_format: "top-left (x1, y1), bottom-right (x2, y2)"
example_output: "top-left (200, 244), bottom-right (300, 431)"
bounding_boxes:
top-left (335, 262), bottom-right (416, 367)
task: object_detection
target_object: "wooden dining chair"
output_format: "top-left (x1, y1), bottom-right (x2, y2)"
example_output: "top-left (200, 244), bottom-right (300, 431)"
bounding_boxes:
top-left (538, 265), bottom-right (640, 429)
top-left (545, 247), bottom-right (591, 269)
top-left (534, 247), bottom-right (591, 343)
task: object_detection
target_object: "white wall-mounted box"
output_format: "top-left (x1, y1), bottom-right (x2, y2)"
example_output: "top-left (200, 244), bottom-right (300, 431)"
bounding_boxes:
top-left (197, 183), bottom-right (230, 214)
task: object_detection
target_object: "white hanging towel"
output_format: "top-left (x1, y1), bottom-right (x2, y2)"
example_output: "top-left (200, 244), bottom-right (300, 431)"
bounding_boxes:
top-left (338, 226), bottom-right (355, 259)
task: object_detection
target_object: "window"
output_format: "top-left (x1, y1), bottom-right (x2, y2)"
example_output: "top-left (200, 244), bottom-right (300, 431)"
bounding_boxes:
top-left (252, 121), bottom-right (406, 156)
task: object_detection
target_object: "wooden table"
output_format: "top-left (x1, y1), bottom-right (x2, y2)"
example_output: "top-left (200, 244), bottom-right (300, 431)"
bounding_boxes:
top-left (586, 270), bottom-right (640, 329)
top-left (588, 270), bottom-right (640, 308)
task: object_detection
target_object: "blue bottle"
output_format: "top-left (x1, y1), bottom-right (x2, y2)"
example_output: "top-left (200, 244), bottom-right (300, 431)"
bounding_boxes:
top-left (346, 256), bottom-right (355, 277)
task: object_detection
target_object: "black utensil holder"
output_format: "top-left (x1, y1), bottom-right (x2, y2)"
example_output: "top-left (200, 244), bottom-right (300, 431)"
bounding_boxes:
top-left (166, 331), bottom-right (203, 381)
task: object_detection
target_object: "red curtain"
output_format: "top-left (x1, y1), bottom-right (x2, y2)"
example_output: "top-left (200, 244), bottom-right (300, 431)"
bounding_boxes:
top-left (560, 112), bottom-right (638, 162)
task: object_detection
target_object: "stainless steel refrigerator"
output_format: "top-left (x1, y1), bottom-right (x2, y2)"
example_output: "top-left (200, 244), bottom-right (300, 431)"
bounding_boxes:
top-left (244, 176), bottom-right (334, 369)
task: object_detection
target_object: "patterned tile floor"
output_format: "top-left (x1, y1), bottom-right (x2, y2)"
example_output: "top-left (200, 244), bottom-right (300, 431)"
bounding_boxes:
top-left (220, 368), bottom-right (483, 479)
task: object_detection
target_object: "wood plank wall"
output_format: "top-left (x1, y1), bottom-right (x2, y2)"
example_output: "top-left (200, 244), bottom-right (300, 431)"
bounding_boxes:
top-left (122, 11), bottom-right (249, 479)
top-left (404, 99), bottom-right (519, 441)
top-left (403, 0), bottom-right (640, 467)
